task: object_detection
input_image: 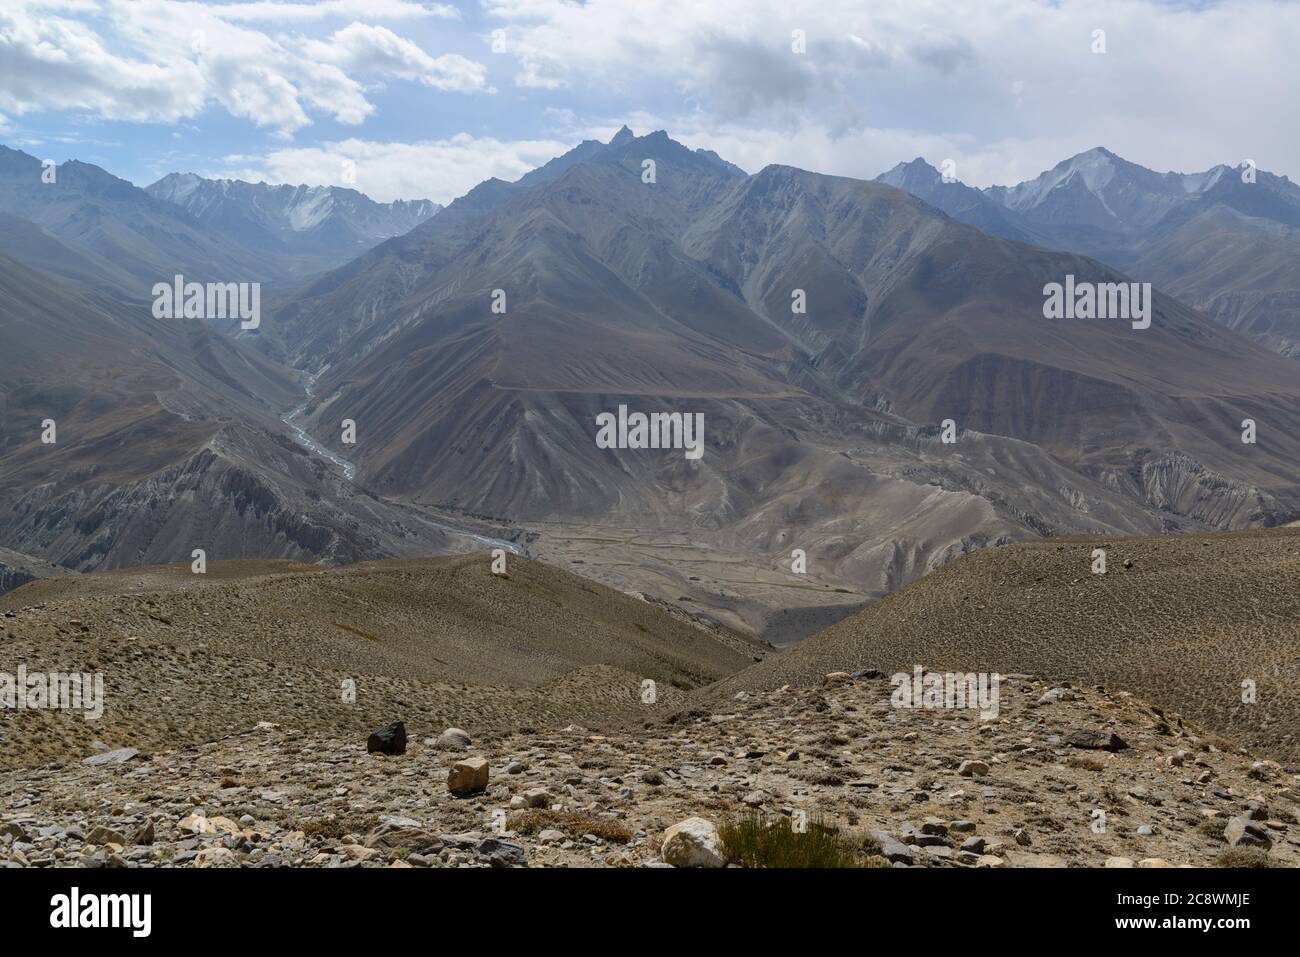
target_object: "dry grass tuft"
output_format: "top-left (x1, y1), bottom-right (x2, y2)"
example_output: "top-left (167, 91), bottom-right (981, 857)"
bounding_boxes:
top-left (510, 810), bottom-right (633, 844)
top-left (1214, 847), bottom-right (1273, 868)
top-left (718, 812), bottom-right (867, 868)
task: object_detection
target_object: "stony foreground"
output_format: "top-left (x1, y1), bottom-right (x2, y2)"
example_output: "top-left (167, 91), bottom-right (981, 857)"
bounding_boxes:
top-left (2, 673), bottom-right (1297, 868)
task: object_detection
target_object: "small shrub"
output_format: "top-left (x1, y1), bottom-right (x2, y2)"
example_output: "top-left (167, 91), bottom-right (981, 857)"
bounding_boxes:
top-left (1067, 754), bottom-right (1106, 772)
top-left (302, 813), bottom-right (378, 841)
top-left (718, 812), bottom-right (861, 868)
top-left (1196, 817), bottom-right (1228, 840)
top-left (1214, 847), bottom-right (1272, 868)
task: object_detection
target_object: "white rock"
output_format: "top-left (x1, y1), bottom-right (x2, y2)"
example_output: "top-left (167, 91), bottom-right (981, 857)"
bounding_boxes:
top-left (436, 728), bottom-right (472, 750)
top-left (660, 817), bottom-right (725, 869)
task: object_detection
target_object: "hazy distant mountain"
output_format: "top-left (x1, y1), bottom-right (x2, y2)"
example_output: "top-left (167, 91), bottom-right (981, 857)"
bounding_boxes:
top-left (884, 149), bottom-right (1300, 358)
top-left (986, 147), bottom-right (1207, 232)
top-left (0, 249), bottom-right (481, 576)
top-left (263, 128), bottom-right (1300, 629)
top-left (146, 173), bottom-right (440, 271)
top-left (875, 158), bottom-right (1037, 243)
top-left (0, 145), bottom-right (285, 295)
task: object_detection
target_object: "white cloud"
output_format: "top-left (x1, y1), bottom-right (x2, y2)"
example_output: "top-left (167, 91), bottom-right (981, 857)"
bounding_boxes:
top-left (209, 1), bottom-right (459, 22)
top-left (304, 23), bottom-right (489, 93)
top-left (485, 0), bottom-right (1300, 186)
top-left (219, 134), bottom-right (573, 203)
top-left (0, 3), bottom-right (206, 124)
top-left (5, 0), bottom-right (1300, 195)
top-left (0, 0), bottom-right (486, 136)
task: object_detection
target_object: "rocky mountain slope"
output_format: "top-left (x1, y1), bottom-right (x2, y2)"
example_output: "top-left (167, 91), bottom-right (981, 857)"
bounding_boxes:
top-left (0, 250), bottom-right (497, 580)
top-left (715, 527), bottom-right (1300, 763)
top-left (7, 130), bottom-right (1300, 643)
top-left (2, 666), bottom-right (1295, 868)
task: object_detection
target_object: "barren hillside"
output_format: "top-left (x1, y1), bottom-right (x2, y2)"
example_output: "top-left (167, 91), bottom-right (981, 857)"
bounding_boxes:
top-left (714, 527), bottom-right (1300, 762)
top-left (0, 553), bottom-right (764, 771)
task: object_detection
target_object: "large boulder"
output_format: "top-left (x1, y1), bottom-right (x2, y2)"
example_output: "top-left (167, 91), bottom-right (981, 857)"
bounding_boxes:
top-left (1224, 816), bottom-right (1272, 849)
top-left (367, 721), bottom-right (407, 756)
top-left (447, 757), bottom-right (489, 796)
top-left (660, 817), bottom-right (725, 868)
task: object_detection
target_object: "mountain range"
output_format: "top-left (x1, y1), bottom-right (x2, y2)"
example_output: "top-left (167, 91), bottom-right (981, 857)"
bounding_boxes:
top-left (0, 146), bottom-right (439, 296)
top-left (146, 173), bottom-right (440, 274)
top-left (877, 148), bottom-right (1300, 358)
top-left (3, 129), bottom-right (1300, 642)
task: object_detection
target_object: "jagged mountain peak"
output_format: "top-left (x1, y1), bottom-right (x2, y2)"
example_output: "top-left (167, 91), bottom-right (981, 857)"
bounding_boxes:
top-left (877, 157), bottom-right (945, 189)
top-left (143, 172), bottom-right (440, 266)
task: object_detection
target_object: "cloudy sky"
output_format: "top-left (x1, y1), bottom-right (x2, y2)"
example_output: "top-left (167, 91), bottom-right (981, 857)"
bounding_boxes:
top-left (1, 0), bottom-right (1297, 203)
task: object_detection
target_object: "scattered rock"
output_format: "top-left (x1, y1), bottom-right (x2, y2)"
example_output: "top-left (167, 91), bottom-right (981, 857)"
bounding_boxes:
top-left (1066, 731), bottom-right (1128, 752)
top-left (193, 847), bottom-right (238, 868)
top-left (83, 748), bottom-right (139, 766)
top-left (435, 728), bottom-right (472, 751)
top-left (1224, 816), bottom-right (1272, 849)
top-left (1, 823), bottom-right (29, 842)
top-left (522, 787), bottom-right (551, 809)
top-left (86, 825), bottom-right (128, 846)
top-left (870, 831), bottom-right (914, 864)
top-left (660, 817), bottom-right (725, 868)
top-left (447, 757), bottom-right (489, 796)
top-left (475, 837), bottom-right (527, 868)
top-left (367, 721), bottom-right (407, 756)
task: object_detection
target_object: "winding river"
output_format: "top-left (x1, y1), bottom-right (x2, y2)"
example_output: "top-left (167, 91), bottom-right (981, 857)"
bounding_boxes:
top-left (281, 372), bottom-right (522, 554)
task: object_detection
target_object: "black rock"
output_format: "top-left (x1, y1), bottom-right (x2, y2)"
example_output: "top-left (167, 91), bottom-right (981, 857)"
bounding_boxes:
top-left (475, 837), bottom-right (528, 868)
top-left (852, 669), bottom-right (888, 680)
top-left (367, 721), bottom-right (407, 755)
